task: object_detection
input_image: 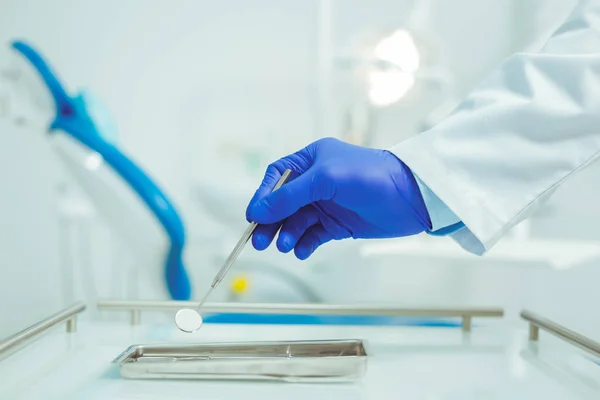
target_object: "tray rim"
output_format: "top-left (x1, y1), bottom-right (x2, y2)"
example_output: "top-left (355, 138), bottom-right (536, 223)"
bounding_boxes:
top-left (112, 338), bottom-right (370, 365)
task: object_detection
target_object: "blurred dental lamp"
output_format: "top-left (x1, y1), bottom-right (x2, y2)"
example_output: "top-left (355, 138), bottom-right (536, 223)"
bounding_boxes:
top-left (332, 28), bottom-right (424, 147)
top-left (334, 23), bottom-right (459, 148)
top-left (367, 29), bottom-right (420, 107)
top-left (334, 27), bottom-right (424, 106)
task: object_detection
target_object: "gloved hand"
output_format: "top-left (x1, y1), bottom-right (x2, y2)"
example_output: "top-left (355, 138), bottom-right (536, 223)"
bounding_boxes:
top-left (246, 138), bottom-right (432, 260)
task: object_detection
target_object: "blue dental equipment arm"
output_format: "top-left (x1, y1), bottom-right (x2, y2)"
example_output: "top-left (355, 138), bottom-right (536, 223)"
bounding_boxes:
top-left (11, 40), bottom-right (191, 300)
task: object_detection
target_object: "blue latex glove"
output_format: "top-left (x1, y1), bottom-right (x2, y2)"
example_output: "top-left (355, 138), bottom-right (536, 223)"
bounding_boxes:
top-left (246, 138), bottom-right (432, 260)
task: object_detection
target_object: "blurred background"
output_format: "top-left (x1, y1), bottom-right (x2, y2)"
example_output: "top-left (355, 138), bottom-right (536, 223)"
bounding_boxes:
top-left (1, 0), bottom-right (599, 339)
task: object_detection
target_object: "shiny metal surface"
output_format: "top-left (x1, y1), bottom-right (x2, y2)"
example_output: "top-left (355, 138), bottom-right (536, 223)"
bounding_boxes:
top-left (0, 302), bottom-right (85, 359)
top-left (174, 308), bottom-right (204, 333)
top-left (207, 168), bottom-right (292, 293)
top-left (521, 310), bottom-right (600, 358)
top-left (98, 300), bottom-right (504, 331)
top-left (113, 339), bottom-right (368, 382)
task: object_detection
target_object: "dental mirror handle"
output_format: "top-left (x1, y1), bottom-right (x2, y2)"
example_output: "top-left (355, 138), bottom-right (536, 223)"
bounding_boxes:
top-left (175, 168), bottom-right (293, 333)
top-left (210, 168), bottom-right (292, 290)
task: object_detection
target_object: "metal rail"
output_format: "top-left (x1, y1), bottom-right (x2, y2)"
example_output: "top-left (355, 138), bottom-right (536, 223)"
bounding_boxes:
top-left (521, 310), bottom-right (600, 358)
top-left (0, 302), bottom-right (86, 359)
top-left (97, 300), bottom-right (504, 331)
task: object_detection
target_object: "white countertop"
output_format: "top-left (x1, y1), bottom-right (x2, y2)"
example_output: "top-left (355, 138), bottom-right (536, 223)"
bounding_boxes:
top-left (1, 321), bottom-right (599, 399)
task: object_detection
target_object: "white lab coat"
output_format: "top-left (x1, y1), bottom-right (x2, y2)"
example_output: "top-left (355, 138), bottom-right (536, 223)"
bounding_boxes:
top-left (390, 0), bottom-right (600, 255)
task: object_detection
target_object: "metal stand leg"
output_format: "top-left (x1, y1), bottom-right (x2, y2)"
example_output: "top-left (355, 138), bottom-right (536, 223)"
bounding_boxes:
top-left (66, 317), bottom-right (77, 333)
top-left (130, 310), bottom-right (141, 325)
top-left (529, 323), bottom-right (539, 341)
top-left (462, 316), bottom-right (472, 332)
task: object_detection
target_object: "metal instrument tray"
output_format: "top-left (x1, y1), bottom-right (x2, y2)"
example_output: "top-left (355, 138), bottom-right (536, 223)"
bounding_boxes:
top-left (112, 339), bottom-right (368, 382)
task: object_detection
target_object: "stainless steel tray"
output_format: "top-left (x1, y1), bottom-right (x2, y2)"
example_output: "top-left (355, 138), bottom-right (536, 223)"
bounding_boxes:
top-left (112, 339), bottom-right (368, 382)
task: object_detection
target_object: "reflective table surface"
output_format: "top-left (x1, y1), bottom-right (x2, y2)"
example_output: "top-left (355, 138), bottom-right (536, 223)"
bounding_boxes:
top-left (1, 319), bottom-right (599, 399)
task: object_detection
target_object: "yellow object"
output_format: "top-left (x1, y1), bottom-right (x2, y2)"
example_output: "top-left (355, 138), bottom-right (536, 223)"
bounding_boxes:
top-left (231, 275), bottom-right (249, 295)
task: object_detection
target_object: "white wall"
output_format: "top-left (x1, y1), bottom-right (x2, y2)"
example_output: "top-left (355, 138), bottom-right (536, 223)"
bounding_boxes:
top-left (0, 120), bottom-right (64, 338)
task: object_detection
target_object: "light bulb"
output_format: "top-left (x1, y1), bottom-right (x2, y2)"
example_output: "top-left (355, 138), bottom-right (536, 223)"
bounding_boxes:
top-left (367, 69), bottom-right (415, 107)
top-left (374, 29), bottom-right (420, 73)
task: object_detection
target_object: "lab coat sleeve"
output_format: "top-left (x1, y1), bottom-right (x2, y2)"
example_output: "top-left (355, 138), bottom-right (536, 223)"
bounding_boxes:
top-left (390, 0), bottom-right (600, 255)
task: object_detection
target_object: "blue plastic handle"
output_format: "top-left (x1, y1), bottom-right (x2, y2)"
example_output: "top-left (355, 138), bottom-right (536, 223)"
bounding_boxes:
top-left (11, 40), bottom-right (191, 300)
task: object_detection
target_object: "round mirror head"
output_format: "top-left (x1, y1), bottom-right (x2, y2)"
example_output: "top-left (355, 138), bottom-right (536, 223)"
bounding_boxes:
top-left (175, 308), bottom-right (203, 333)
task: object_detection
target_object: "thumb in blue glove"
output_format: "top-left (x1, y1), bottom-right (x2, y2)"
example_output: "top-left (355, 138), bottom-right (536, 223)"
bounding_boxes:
top-left (246, 138), bottom-right (432, 260)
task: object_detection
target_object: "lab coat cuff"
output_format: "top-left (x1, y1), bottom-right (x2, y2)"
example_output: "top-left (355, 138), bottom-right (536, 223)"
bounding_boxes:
top-left (389, 138), bottom-right (505, 255)
top-left (413, 174), bottom-right (462, 232)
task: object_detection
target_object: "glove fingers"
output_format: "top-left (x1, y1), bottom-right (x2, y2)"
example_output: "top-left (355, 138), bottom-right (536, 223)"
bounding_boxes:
top-left (248, 170), bottom-right (318, 224)
top-left (246, 164), bottom-right (286, 222)
top-left (294, 224), bottom-right (334, 260)
top-left (251, 222), bottom-right (281, 251)
top-left (246, 144), bottom-right (314, 223)
top-left (276, 206), bottom-right (320, 253)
